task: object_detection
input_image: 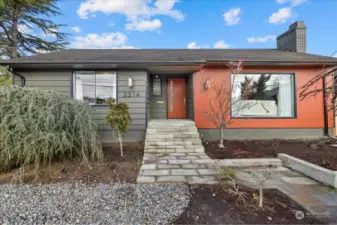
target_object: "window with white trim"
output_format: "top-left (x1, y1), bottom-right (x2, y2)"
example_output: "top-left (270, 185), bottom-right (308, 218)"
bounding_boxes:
top-left (231, 73), bottom-right (295, 118)
top-left (73, 71), bottom-right (117, 105)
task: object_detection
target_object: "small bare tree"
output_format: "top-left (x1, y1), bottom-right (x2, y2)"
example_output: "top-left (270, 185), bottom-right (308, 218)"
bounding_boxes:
top-left (200, 60), bottom-right (252, 148)
top-left (300, 51), bottom-right (337, 111)
top-left (247, 167), bottom-right (272, 208)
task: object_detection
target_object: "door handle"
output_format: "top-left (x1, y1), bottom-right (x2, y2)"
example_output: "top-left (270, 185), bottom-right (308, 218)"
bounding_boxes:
top-left (184, 97), bottom-right (186, 105)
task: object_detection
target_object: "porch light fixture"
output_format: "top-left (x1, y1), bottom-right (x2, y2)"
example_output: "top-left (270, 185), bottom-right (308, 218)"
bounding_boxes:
top-left (128, 77), bottom-right (133, 87)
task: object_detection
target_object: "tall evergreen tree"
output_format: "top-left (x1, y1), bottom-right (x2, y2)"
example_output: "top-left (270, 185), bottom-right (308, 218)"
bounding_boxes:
top-left (0, 0), bottom-right (68, 59)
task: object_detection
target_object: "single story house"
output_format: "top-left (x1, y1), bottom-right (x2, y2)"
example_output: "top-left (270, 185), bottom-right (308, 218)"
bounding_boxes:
top-left (1, 21), bottom-right (337, 143)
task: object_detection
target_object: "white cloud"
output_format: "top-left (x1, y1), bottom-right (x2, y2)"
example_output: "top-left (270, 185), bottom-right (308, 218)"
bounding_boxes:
top-left (247, 35), bottom-right (277, 43)
top-left (187, 42), bottom-right (201, 49)
top-left (214, 40), bottom-right (230, 49)
top-left (43, 27), bottom-right (58, 37)
top-left (187, 41), bottom-right (231, 49)
top-left (77, 0), bottom-right (184, 31)
top-left (268, 7), bottom-right (292, 24)
top-left (223, 8), bottom-right (241, 26)
top-left (126, 19), bottom-right (162, 31)
top-left (18, 24), bottom-right (31, 34)
top-left (72, 32), bottom-right (131, 49)
top-left (276, 0), bottom-right (307, 7)
top-left (71, 26), bottom-right (81, 33)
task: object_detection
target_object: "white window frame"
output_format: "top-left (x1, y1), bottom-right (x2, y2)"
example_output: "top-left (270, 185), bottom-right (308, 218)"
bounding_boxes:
top-left (231, 73), bottom-right (296, 118)
top-left (73, 71), bottom-right (117, 105)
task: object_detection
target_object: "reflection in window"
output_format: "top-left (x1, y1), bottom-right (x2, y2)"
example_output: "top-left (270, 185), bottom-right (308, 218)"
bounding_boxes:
top-left (73, 71), bottom-right (116, 104)
top-left (231, 74), bottom-right (295, 117)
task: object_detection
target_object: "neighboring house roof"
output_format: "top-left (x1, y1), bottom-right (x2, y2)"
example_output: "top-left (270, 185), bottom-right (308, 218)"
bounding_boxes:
top-left (1, 49), bottom-right (337, 65)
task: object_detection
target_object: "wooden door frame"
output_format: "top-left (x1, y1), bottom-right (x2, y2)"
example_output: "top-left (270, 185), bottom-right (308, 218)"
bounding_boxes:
top-left (166, 76), bottom-right (188, 119)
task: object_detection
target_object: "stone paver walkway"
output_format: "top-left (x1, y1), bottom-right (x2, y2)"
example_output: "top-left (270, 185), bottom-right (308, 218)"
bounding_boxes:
top-left (137, 119), bottom-right (337, 222)
top-left (233, 166), bottom-right (337, 223)
top-left (137, 119), bottom-right (218, 184)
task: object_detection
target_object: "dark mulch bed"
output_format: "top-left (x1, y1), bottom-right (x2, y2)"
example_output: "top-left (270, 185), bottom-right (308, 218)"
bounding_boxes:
top-left (204, 139), bottom-right (337, 171)
top-left (174, 184), bottom-right (326, 224)
top-left (0, 142), bottom-right (144, 184)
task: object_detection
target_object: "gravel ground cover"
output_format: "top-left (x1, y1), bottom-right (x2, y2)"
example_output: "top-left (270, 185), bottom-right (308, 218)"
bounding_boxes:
top-left (0, 183), bottom-right (189, 224)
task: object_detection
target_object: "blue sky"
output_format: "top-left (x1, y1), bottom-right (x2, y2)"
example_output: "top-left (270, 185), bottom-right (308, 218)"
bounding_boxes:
top-left (51, 0), bottom-right (337, 56)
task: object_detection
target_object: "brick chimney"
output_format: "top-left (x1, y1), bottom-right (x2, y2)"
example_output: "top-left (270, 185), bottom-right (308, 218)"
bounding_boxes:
top-left (277, 21), bottom-right (307, 53)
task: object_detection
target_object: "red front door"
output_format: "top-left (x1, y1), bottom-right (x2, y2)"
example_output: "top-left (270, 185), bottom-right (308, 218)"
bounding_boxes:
top-left (168, 78), bottom-right (187, 119)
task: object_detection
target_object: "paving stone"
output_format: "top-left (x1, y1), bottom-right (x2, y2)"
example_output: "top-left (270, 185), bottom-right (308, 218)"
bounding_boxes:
top-left (195, 148), bottom-right (205, 153)
top-left (136, 176), bottom-right (155, 183)
top-left (168, 160), bottom-right (191, 164)
top-left (142, 169), bottom-right (170, 176)
top-left (157, 149), bottom-right (176, 153)
top-left (157, 164), bottom-right (181, 169)
top-left (191, 159), bottom-right (216, 164)
top-left (171, 169), bottom-right (198, 176)
top-left (140, 164), bottom-right (156, 170)
top-left (157, 156), bottom-right (177, 160)
top-left (143, 155), bottom-right (157, 160)
top-left (186, 176), bottom-right (218, 184)
top-left (281, 176), bottom-right (319, 185)
top-left (176, 149), bottom-right (195, 153)
top-left (206, 164), bottom-right (219, 169)
top-left (157, 176), bottom-right (186, 182)
top-left (197, 169), bottom-right (217, 175)
top-left (158, 160), bottom-right (168, 164)
top-left (170, 153), bottom-right (187, 156)
top-left (312, 194), bottom-right (337, 206)
top-left (187, 153), bottom-right (205, 156)
top-left (182, 164), bottom-right (207, 169)
top-left (178, 156), bottom-right (199, 160)
top-left (143, 160), bottom-right (157, 164)
top-left (198, 155), bottom-right (210, 159)
top-left (287, 194), bottom-right (322, 206)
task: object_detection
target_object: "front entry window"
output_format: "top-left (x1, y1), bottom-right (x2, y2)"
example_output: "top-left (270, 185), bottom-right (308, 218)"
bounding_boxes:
top-left (73, 71), bottom-right (117, 105)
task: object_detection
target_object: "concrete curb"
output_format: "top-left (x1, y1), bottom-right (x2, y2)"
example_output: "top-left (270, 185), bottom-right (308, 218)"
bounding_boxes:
top-left (217, 158), bottom-right (283, 167)
top-left (278, 153), bottom-right (337, 188)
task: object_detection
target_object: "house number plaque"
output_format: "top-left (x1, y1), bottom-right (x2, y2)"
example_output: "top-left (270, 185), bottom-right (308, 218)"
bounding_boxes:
top-left (123, 91), bottom-right (140, 98)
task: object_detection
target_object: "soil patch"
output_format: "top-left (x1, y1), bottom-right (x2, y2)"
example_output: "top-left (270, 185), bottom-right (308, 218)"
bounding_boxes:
top-left (174, 184), bottom-right (326, 224)
top-left (0, 142), bottom-right (144, 184)
top-left (204, 139), bottom-right (337, 171)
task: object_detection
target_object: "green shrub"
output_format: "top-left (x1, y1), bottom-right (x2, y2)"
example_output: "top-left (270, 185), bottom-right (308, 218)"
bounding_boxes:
top-left (105, 98), bottom-right (132, 157)
top-left (0, 86), bottom-right (103, 171)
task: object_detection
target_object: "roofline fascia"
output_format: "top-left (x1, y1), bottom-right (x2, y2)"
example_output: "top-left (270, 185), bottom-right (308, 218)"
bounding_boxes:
top-left (1, 60), bottom-right (337, 67)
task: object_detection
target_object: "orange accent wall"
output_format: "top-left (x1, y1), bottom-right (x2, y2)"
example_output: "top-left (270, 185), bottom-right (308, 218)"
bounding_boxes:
top-left (194, 66), bottom-right (334, 129)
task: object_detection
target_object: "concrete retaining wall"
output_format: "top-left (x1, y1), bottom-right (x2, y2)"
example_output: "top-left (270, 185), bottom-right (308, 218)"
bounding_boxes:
top-left (218, 158), bottom-right (283, 167)
top-left (278, 153), bottom-right (337, 188)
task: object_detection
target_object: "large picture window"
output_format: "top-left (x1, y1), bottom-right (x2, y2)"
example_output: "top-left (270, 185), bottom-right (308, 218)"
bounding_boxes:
top-left (231, 73), bottom-right (295, 118)
top-left (73, 71), bottom-right (117, 105)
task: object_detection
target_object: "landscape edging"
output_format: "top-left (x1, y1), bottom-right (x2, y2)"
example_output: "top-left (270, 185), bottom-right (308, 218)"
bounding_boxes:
top-left (216, 158), bottom-right (283, 167)
top-left (278, 153), bottom-right (337, 188)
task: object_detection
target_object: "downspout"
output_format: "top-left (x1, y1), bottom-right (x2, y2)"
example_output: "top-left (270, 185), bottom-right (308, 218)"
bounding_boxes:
top-left (323, 76), bottom-right (329, 136)
top-left (8, 67), bottom-right (25, 87)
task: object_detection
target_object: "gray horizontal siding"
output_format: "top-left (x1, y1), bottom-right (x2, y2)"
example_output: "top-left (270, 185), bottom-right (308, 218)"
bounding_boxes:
top-left (14, 71), bottom-right (71, 96)
top-left (15, 69), bottom-right (148, 143)
top-left (99, 130), bottom-right (145, 143)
